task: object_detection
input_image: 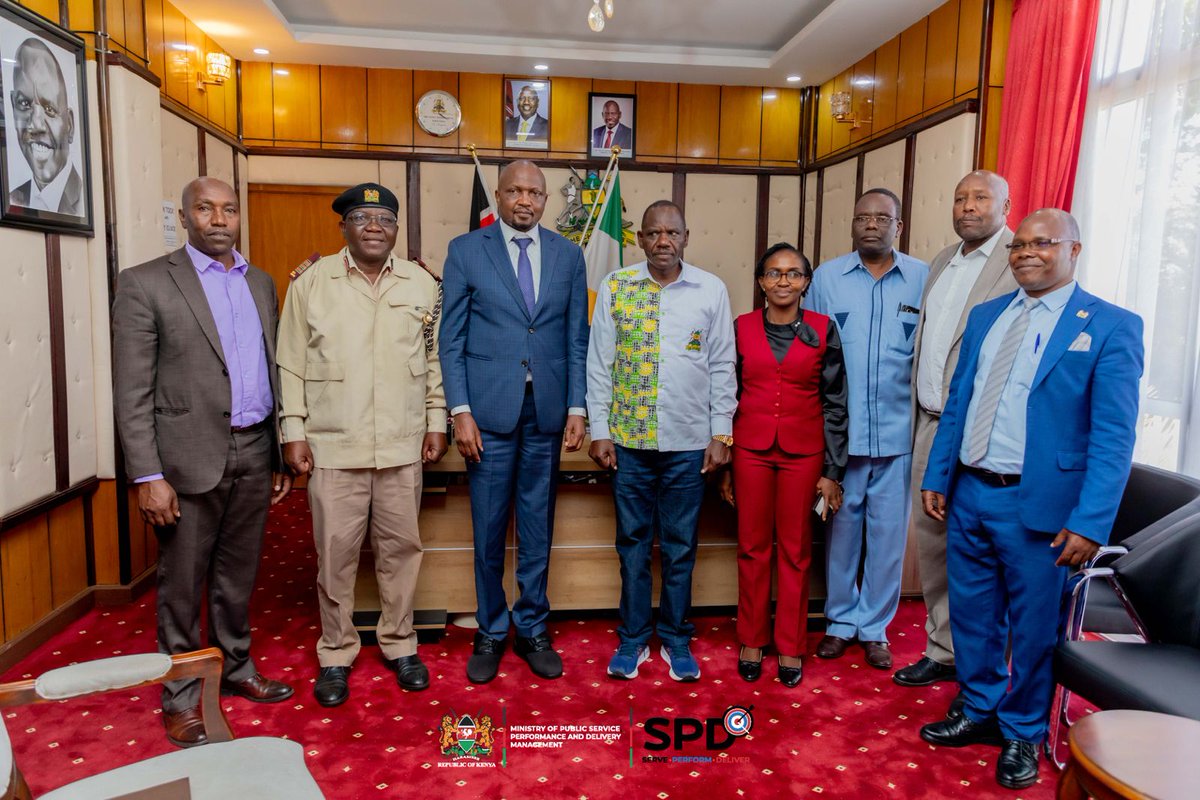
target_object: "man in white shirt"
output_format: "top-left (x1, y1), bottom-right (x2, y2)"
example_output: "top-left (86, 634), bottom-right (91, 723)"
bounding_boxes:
top-left (587, 200), bottom-right (737, 683)
top-left (894, 171), bottom-right (1017, 695)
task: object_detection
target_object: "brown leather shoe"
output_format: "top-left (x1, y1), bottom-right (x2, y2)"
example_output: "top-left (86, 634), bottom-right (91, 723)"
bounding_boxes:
top-left (221, 673), bottom-right (295, 703)
top-left (816, 635), bottom-right (853, 659)
top-left (862, 641), bottom-right (892, 669)
top-left (163, 706), bottom-right (207, 748)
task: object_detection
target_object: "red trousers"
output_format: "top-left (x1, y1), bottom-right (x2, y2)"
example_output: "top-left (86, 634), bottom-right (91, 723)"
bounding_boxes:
top-left (734, 443), bottom-right (823, 657)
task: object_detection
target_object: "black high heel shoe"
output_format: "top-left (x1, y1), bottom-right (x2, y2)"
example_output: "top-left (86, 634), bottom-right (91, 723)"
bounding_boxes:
top-left (777, 657), bottom-right (803, 687)
top-left (737, 646), bottom-right (764, 682)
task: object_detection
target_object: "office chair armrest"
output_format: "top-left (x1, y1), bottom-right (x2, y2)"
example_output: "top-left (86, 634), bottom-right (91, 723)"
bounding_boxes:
top-left (1084, 545), bottom-right (1128, 570)
top-left (0, 648), bottom-right (233, 743)
top-left (1063, 568), bottom-right (1115, 641)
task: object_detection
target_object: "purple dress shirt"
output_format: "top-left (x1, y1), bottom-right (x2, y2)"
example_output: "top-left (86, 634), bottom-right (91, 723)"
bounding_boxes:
top-left (135, 244), bottom-right (273, 483)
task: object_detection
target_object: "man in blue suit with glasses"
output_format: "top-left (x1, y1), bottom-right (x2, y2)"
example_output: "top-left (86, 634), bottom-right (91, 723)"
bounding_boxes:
top-left (440, 160), bottom-right (590, 684)
top-left (919, 208), bottom-right (1143, 790)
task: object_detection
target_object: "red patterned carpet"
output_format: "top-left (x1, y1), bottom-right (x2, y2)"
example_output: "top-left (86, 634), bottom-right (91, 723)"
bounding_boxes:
top-left (5, 491), bottom-right (1060, 799)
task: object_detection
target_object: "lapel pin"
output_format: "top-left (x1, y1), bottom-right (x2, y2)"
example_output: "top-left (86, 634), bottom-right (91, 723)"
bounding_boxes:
top-left (1076, 310), bottom-right (1089, 318)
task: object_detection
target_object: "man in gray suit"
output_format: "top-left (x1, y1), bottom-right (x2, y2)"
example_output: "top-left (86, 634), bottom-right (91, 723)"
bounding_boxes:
top-left (893, 170), bottom-right (1017, 698)
top-left (113, 177), bottom-right (293, 748)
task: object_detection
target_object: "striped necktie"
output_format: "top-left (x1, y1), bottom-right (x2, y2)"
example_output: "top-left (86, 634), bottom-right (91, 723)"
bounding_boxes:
top-left (966, 297), bottom-right (1038, 465)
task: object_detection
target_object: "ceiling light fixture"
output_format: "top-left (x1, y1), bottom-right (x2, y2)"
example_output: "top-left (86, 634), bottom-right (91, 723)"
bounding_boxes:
top-left (588, 0), bottom-right (613, 32)
top-left (534, 64), bottom-right (549, 71)
top-left (253, 48), bottom-right (270, 56)
top-left (786, 75), bottom-right (802, 83)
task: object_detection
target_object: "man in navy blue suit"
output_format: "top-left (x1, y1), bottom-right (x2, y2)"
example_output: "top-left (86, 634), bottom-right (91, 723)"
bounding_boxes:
top-left (440, 160), bottom-right (590, 684)
top-left (918, 209), bottom-right (1143, 790)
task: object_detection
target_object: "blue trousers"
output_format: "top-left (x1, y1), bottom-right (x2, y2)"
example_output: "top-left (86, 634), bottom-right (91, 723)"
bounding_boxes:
top-left (947, 470), bottom-right (1069, 743)
top-left (824, 453), bottom-right (912, 642)
top-left (467, 390), bottom-right (561, 640)
top-left (612, 446), bottom-right (706, 648)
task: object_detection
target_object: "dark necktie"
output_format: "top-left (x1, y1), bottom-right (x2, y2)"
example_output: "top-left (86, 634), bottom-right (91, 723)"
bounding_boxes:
top-left (514, 237), bottom-right (535, 313)
top-left (604, 129), bottom-right (613, 148)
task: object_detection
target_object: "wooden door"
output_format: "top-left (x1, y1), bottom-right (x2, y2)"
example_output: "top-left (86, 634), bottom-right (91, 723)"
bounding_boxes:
top-left (247, 183), bottom-right (348, 307)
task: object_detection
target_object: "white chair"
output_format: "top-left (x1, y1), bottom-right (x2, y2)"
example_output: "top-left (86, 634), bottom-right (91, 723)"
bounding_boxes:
top-left (0, 648), bottom-right (324, 799)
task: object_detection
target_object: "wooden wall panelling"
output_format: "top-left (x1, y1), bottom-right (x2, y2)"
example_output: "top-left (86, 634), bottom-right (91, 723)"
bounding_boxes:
top-left (241, 61), bottom-right (275, 143)
top-left (924, 0), bottom-right (961, 111)
top-left (124, 0), bottom-right (146, 59)
top-left (145, 0), bottom-right (165, 84)
top-left (366, 69), bottom-right (414, 149)
top-left (956, 0), bottom-right (985, 97)
top-left (49, 499), bottom-right (88, 607)
top-left (676, 84), bottom-right (720, 162)
top-left (896, 17), bottom-right (929, 124)
top-left (67, 0), bottom-right (94, 30)
top-left (91, 480), bottom-right (120, 584)
top-left (412, 71), bottom-right (459, 150)
top-left (849, 53), bottom-right (876, 145)
top-left (760, 87), bottom-right (801, 165)
top-left (828, 69), bottom-right (852, 155)
top-left (20, 0), bottom-right (58, 23)
top-left (545, 76), bottom-right (589, 156)
top-left (273, 63), bottom-right (321, 144)
top-left (184, 20), bottom-right (207, 117)
top-left (105, 0), bottom-right (128, 55)
top-left (635, 82), bottom-right (677, 160)
top-left (591, 79), bottom-right (634, 95)
top-left (982, 86), bottom-right (1003, 169)
top-left (814, 84), bottom-right (833, 159)
top-left (321, 66), bottom-right (368, 149)
top-left (873, 36), bottom-right (901, 133)
top-left (1, 517), bottom-right (53, 641)
top-left (160, 1), bottom-right (188, 106)
top-left (718, 85), bottom-right (762, 162)
top-left (989, 0), bottom-right (1012, 87)
top-left (458, 72), bottom-right (502, 153)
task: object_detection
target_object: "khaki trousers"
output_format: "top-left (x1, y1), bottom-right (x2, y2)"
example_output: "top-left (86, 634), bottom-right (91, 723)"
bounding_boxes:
top-left (309, 464), bottom-right (423, 666)
top-left (910, 406), bottom-right (955, 665)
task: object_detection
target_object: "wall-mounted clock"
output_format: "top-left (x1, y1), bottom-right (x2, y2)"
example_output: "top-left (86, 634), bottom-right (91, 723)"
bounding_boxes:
top-left (415, 90), bottom-right (462, 137)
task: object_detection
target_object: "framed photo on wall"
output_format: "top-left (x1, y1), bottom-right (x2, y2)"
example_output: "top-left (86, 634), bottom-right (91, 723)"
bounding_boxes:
top-left (0, 0), bottom-right (93, 235)
top-left (503, 78), bottom-right (550, 150)
top-left (588, 93), bottom-right (635, 159)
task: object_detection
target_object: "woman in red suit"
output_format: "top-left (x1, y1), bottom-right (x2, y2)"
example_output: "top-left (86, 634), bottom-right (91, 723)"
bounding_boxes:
top-left (719, 243), bottom-right (848, 687)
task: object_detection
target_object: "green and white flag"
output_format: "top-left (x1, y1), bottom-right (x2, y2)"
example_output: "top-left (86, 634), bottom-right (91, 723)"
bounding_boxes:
top-left (583, 167), bottom-right (623, 293)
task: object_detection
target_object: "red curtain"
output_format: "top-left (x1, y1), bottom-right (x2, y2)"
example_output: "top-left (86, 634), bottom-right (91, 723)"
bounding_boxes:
top-left (996, 0), bottom-right (1101, 225)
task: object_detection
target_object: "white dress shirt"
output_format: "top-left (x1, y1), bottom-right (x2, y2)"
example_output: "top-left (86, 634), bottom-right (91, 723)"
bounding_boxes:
top-left (586, 261), bottom-right (737, 452)
top-left (917, 227), bottom-right (1006, 413)
top-left (27, 164), bottom-right (72, 212)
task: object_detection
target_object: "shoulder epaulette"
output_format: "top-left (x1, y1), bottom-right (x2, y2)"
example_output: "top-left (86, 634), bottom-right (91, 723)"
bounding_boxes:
top-left (412, 256), bottom-right (442, 283)
top-left (289, 252), bottom-right (322, 281)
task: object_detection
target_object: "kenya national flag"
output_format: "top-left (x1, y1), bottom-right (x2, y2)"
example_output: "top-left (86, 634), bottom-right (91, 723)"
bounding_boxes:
top-left (469, 156), bottom-right (496, 230)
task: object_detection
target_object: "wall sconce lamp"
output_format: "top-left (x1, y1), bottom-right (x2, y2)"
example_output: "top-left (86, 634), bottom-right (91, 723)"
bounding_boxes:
top-left (197, 52), bottom-right (232, 91)
top-left (831, 90), bottom-right (872, 129)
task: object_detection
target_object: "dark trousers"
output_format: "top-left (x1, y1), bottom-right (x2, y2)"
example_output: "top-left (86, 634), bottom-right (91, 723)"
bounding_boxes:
top-left (612, 446), bottom-right (705, 649)
top-left (468, 389), bottom-right (561, 640)
top-left (156, 427), bottom-right (271, 712)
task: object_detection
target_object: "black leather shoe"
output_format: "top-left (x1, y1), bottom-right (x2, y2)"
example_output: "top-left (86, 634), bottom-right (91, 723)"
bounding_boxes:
top-left (514, 633), bottom-right (563, 679)
top-left (894, 657), bottom-right (957, 687)
top-left (467, 633), bottom-right (506, 684)
top-left (777, 661), bottom-right (803, 688)
top-left (314, 666), bottom-right (350, 707)
top-left (947, 689), bottom-right (966, 720)
top-left (996, 739), bottom-right (1039, 789)
top-left (737, 647), bottom-right (763, 682)
top-left (385, 654), bottom-right (429, 691)
top-left (919, 713), bottom-right (1003, 748)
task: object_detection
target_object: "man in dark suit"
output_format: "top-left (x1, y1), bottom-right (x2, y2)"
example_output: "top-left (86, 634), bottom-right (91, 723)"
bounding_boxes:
top-left (919, 208), bottom-right (1143, 789)
top-left (894, 171), bottom-right (1017, 696)
top-left (7, 38), bottom-right (83, 217)
top-left (113, 177), bottom-right (294, 748)
top-left (440, 160), bottom-right (589, 684)
top-left (591, 100), bottom-right (632, 153)
top-left (504, 85), bottom-right (549, 148)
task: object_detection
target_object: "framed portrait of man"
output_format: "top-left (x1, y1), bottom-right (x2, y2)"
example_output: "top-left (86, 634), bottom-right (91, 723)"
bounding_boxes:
top-left (0, 1), bottom-right (92, 234)
top-left (588, 93), bottom-right (635, 160)
top-left (503, 78), bottom-right (550, 150)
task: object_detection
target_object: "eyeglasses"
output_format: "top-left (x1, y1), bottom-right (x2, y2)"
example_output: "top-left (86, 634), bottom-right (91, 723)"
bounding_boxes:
top-left (1005, 238), bottom-right (1077, 252)
top-left (345, 211), bottom-right (399, 229)
top-left (852, 214), bottom-right (897, 225)
top-left (501, 187), bottom-right (547, 202)
top-left (763, 269), bottom-right (809, 284)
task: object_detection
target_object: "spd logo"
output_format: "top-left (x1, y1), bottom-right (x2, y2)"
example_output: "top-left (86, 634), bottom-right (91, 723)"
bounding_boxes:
top-left (643, 705), bottom-right (754, 751)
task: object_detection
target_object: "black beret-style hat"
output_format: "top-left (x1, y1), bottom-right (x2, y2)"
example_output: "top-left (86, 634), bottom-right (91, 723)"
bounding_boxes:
top-left (331, 182), bottom-right (400, 217)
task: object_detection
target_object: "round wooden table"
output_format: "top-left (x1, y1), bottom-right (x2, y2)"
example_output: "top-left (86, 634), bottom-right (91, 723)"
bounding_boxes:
top-left (1057, 710), bottom-right (1200, 799)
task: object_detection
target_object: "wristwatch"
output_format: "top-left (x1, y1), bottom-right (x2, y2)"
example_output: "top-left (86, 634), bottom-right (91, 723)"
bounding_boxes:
top-left (712, 435), bottom-right (734, 447)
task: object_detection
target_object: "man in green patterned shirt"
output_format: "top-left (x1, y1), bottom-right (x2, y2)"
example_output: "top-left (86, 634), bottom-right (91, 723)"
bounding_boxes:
top-left (587, 200), bottom-right (737, 682)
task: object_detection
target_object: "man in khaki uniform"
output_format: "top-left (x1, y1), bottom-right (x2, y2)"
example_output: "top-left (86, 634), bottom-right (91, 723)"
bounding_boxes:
top-left (894, 170), bottom-right (1017, 703)
top-left (277, 183), bottom-right (448, 707)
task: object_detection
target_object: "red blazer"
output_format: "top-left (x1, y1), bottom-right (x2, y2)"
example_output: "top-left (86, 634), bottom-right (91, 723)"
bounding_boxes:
top-left (733, 309), bottom-right (828, 455)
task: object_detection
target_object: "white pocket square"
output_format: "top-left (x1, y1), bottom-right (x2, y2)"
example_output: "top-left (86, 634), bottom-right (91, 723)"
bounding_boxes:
top-left (1068, 332), bottom-right (1091, 352)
